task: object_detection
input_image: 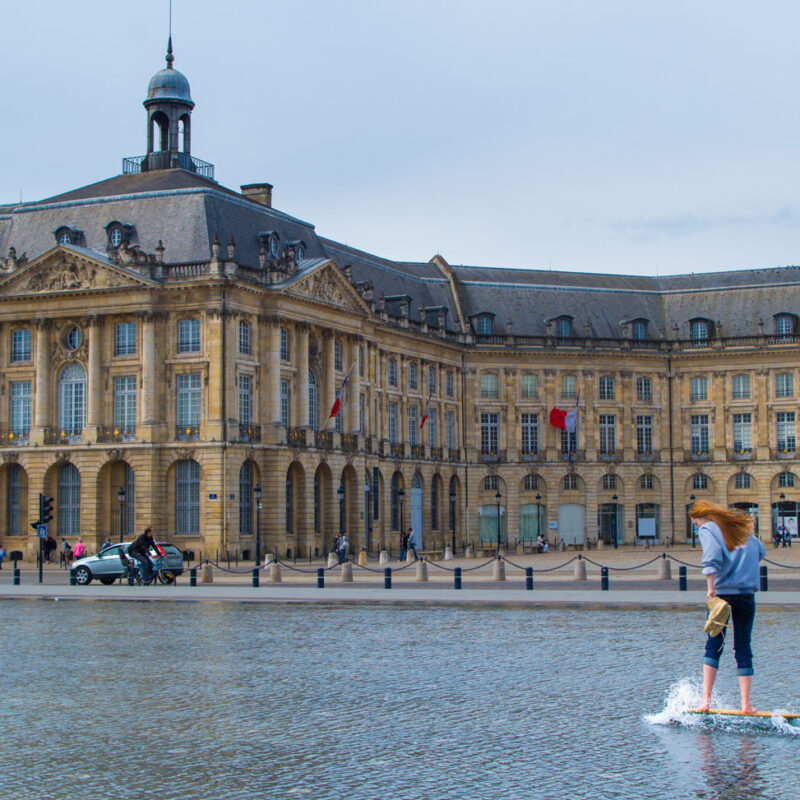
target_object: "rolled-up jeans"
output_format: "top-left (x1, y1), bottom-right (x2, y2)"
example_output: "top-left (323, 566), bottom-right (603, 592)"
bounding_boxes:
top-left (703, 593), bottom-right (756, 676)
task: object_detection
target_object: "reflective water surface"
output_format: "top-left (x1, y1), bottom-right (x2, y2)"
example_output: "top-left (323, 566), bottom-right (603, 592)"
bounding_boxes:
top-left (1, 601), bottom-right (798, 799)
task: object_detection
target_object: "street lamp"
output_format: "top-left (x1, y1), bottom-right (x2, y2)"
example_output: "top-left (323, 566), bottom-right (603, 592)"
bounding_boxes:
top-left (690, 493), bottom-right (696, 547)
top-left (398, 487), bottom-right (405, 535)
top-left (364, 475), bottom-right (371, 553)
top-left (612, 493), bottom-right (618, 548)
top-left (495, 490), bottom-right (502, 553)
top-left (117, 487), bottom-right (125, 543)
top-left (536, 493), bottom-right (542, 543)
top-left (338, 485), bottom-right (345, 535)
top-left (253, 484), bottom-right (262, 565)
top-left (449, 485), bottom-right (456, 554)
top-left (780, 492), bottom-right (786, 547)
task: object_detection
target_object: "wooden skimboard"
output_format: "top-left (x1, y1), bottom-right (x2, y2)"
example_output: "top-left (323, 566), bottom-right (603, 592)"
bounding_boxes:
top-left (688, 708), bottom-right (800, 723)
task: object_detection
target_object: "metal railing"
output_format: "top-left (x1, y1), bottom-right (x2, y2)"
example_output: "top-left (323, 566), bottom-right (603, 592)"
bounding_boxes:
top-left (44, 427), bottom-right (82, 445)
top-left (236, 424), bottom-right (261, 443)
top-left (97, 426), bottom-right (137, 443)
top-left (175, 425), bottom-right (200, 441)
top-left (0, 429), bottom-right (29, 445)
top-left (122, 152), bottom-right (215, 179)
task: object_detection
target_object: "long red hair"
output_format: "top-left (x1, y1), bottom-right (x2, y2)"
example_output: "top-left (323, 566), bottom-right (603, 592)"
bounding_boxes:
top-left (689, 500), bottom-right (753, 550)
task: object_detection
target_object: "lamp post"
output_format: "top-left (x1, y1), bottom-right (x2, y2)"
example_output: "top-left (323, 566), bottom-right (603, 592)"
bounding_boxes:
top-left (364, 475), bottom-right (371, 553)
top-left (398, 487), bottom-right (405, 536)
top-left (536, 493), bottom-right (542, 543)
top-left (253, 484), bottom-right (262, 565)
top-left (690, 493), bottom-right (696, 547)
top-left (338, 485), bottom-right (345, 535)
top-left (495, 490), bottom-right (502, 553)
top-left (449, 486), bottom-right (456, 554)
top-left (612, 493), bottom-right (618, 548)
top-left (117, 487), bottom-right (125, 543)
top-left (780, 492), bottom-right (786, 547)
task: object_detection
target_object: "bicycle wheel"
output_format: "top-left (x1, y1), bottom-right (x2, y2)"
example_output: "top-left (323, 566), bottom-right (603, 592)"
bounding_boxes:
top-left (158, 570), bottom-right (176, 585)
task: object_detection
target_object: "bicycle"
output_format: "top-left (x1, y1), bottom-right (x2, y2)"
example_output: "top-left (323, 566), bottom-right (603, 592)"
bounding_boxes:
top-left (120, 551), bottom-right (176, 585)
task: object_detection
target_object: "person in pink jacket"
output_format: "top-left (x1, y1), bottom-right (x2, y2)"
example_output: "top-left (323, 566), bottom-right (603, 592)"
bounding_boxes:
top-left (72, 537), bottom-right (86, 560)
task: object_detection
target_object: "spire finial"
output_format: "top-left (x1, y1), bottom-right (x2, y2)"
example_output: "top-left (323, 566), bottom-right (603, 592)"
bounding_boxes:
top-left (165, 0), bottom-right (174, 68)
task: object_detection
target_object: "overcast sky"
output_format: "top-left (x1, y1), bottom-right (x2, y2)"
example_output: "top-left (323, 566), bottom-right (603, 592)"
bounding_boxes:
top-left (3, 0), bottom-right (800, 275)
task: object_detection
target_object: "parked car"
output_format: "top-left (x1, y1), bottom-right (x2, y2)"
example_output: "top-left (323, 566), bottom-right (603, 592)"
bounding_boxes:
top-left (71, 542), bottom-right (184, 585)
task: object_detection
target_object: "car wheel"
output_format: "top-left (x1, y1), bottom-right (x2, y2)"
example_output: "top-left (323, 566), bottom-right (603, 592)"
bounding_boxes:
top-left (99, 575), bottom-right (117, 585)
top-left (73, 566), bottom-right (92, 585)
top-left (158, 571), bottom-right (176, 585)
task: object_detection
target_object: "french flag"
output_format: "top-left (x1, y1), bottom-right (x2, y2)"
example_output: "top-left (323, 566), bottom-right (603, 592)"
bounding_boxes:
top-left (420, 391), bottom-right (432, 429)
top-left (549, 407), bottom-right (578, 432)
top-left (329, 373), bottom-right (349, 419)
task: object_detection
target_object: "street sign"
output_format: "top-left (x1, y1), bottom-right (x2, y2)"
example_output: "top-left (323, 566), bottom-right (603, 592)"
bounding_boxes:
top-left (37, 524), bottom-right (47, 539)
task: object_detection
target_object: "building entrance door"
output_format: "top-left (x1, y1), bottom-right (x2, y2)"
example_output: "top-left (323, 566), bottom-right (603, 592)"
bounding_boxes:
top-left (411, 476), bottom-right (423, 548)
top-left (559, 504), bottom-right (585, 545)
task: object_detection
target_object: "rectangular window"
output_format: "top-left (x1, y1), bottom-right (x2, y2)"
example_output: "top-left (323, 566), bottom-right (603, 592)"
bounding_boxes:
top-left (177, 319), bottom-right (200, 353)
top-left (428, 409), bottom-right (437, 449)
top-left (359, 347), bottom-right (365, 378)
top-left (408, 362), bottom-right (417, 390)
top-left (776, 372), bottom-right (794, 399)
top-left (7, 466), bottom-right (21, 535)
top-left (334, 340), bottom-right (342, 372)
top-left (734, 473), bottom-right (751, 490)
top-left (636, 377), bottom-right (652, 402)
top-left (359, 393), bottom-right (365, 433)
top-left (388, 402), bottom-right (398, 443)
top-left (690, 414), bottom-right (710, 454)
top-left (636, 415), bottom-right (653, 455)
top-left (521, 374), bottom-right (538, 399)
top-left (690, 376), bottom-right (708, 402)
top-left (446, 410), bottom-right (455, 451)
top-left (732, 413), bottom-right (752, 452)
top-left (176, 459), bottom-right (200, 536)
top-left (280, 380), bottom-right (290, 428)
top-left (480, 413), bottom-right (498, 455)
top-left (599, 376), bottom-right (615, 400)
top-left (388, 359), bottom-right (397, 387)
top-left (599, 414), bottom-right (616, 455)
top-left (9, 381), bottom-right (31, 437)
top-left (561, 428), bottom-right (577, 455)
top-left (238, 321), bottom-right (251, 355)
top-left (480, 373), bottom-right (498, 399)
top-left (564, 474), bottom-right (578, 490)
top-left (238, 374), bottom-right (251, 425)
top-left (280, 328), bottom-right (289, 361)
top-left (693, 474), bottom-right (708, 490)
top-left (176, 373), bottom-right (201, 426)
top-left (561, 375), bottom-right (577, 400)
top-left (731, 374), bottom-right (750, 400)
top-left (113, 376), bottom-right (137, 430)
top-left (408, 405), bottom-right (418, 445)
top-left (521, 413), bottom-right (539, 456)
top-left (446, 371), bottom-right (454, 398)
top-left (115, 322), bottom-right (136, 356)
top-left (691, 320), bottom-right (710, 340)
top-left (776, 411), bottom-right (796, 453)
top-left (428, 367), bottom-right (436, 396)
top-left (11, 329), bottom-right (31, 362)
top-left (557, 318), bottom-right (572, 338)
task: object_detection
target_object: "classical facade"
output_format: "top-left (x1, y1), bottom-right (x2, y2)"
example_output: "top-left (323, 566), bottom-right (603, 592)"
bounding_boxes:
top-left (1, 42), bottom-right (798, 559)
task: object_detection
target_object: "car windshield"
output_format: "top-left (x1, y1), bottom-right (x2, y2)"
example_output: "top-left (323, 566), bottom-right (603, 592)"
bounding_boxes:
top-left (101, 546), bottom-right (122, 558)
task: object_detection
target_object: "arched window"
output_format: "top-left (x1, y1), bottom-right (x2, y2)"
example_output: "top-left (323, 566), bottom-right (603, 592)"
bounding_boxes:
top-left (58, 463), bottom-right (81, 537)
top-left (6, 464), bottom-right (22, 536)
top-left (58, 363), bottom-right (86, 436)
top-left (308, 370), bottom-right (317, 430)
top-left (239, 461), bottom-right (252, 536)
top-left (175, 460), bottom-right (200, 535)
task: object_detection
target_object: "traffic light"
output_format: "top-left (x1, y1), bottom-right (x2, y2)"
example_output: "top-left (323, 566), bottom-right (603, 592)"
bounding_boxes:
top-left (40, 494), bottom-right (54, 524)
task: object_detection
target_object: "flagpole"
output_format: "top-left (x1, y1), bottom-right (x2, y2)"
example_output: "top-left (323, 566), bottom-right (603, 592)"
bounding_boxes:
top-left (325, 362), bottom-right (356, 430)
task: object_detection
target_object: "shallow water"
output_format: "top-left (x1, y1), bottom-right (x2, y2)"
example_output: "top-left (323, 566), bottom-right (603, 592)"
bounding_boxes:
top-left (1, 601), bottom-right (798, 799)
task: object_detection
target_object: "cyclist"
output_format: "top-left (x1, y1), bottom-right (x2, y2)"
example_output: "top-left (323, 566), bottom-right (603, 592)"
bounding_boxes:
top-left (129, 526), bottom-right (160, 584)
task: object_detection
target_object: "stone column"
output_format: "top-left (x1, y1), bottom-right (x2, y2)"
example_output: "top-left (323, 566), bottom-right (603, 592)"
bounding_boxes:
top-left (582, 370), bottom-right (596, 459)
top-left (85, 315), bottom-right (103, 438)
top-left (755, 369), bottom-right (769, 460)
top-left (347, 337), bottom-right (360, 433)
top-left (140, 313), bottom-right (157, 437)
top-left (265, 316), bottom-right (281, 428)
top-left (712, 370), bottom-right (726, 460)
top-left (206, 308), bottom-right (224, 441)
top-left (323, 330), bottom-right (336, 425)
top-left (295, 323), bottom-right (309, 427)
top-left (34, 319), bottom-right (51, 441)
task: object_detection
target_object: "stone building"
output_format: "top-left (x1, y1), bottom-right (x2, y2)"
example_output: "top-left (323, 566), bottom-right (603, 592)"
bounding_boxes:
top-left (1, 42), bottom-right (798, 559)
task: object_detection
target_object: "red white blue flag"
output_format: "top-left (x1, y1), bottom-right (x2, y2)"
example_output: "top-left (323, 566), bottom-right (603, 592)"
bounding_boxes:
top-left (420, 391), bottom-right (432, 429)
top-left (329, 372), bottom-right (350, 419)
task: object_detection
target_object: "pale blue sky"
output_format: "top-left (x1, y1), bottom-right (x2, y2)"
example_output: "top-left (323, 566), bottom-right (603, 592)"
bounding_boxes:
top-left (3, 0), bottom-right (800, 275)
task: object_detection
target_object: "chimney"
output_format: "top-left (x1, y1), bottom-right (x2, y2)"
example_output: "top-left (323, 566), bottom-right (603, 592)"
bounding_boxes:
top-left (241, 183), bottom-right (273, 208)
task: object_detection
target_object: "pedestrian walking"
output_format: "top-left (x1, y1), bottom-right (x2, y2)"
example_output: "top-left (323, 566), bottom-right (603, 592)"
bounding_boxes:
top-left (407, 526), bottom-right (418, 560)
top-left (399, 529), bottom-right (408, 562)
top-left (100, 537), bottom-right (113, 552)
top-left (0, 543), bottom-right (6, 570)
top-left (338, 533), bottom-right (349, 564)
top-left (73, 537), bottom-right (86, 560)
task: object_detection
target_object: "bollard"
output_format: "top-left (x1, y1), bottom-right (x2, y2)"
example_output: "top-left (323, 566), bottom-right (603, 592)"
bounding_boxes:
top-left (189, 567), bottom-right (197, 587)
top-left (601, 566), bottom-right (609, 591)
top-left (454, 566), bottom-right (462, 590)
top-left (760, 564), bottom-right (768, 592)
top-left (317, 567), bottom-right (325, 589)
top-left (358, 551), bottom-right (368, 567)
top-left (341, 562), bottom-right (354, 582)
top-left (327, 552), bottom-right (338, 568)
top-left (492, 557), bottom-right (506, 582)
top-left (384, 567), bottom-right (392, 589)
top-left (200, 563), bottom-right (213, 584)
top-left (573, 557), bottom-right (587, 581)
top-left (464, 545), bottom-right (474, 559)
top-left (525, 567), bottom-right (534, 591)
top-left (269, 563), bottom-right (281, 583)
top-left (252, 567), bottom-right (259, 588)
top-left (444, 545), bottom-right (454, 560)
top-left (14, 568), bottom-right (22, 586)
top-left (679, 565), bottom-right (687, 591)
top-left (658, 556), bottom-right (672, 581)
top-left (406, 550), bottom-right (415, 563)
top-left (415, 560), bottom-right (429, 582)
top-left (379, 550), bottom-right (390, 565)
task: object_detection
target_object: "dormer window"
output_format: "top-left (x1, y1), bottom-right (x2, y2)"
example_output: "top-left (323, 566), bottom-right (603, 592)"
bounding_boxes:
top-left (556, 317), bottom-right (573, 338)
top-left (105, 221), bottom-right (136, 249)
top-left (258, 232), bottom-right (280, 258)
top-left (775, 314), bottom-right (796, 336)
top-left (472, 314), bottom-right (495, 335)
top-left (632, 319), bottom-right (649, 340)
top-left (296, 243), bottom-right (306, 260)
top-left (54, 226), bottom-right (83, 247)
top-left (690, 318), bottom-right (712, 341)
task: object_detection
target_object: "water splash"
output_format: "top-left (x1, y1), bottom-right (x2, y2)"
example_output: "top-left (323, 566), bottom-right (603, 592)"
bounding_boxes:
top-left (645, 677), bottom-right (800, 735)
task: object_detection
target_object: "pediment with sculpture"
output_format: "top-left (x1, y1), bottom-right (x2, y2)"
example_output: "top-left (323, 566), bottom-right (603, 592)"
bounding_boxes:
top-left (284, 263), bottom-right (369, 314)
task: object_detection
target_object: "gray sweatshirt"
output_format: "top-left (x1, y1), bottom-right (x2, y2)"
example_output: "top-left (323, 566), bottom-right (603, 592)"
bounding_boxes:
top-left (699, 520), bottom-right (765, 594)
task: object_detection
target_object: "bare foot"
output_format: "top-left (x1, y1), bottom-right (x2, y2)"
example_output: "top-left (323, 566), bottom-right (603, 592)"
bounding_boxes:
top-left (694, 701), bottom-right (711, 712)
top-left (741, 705), bottom-right (755, 714)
